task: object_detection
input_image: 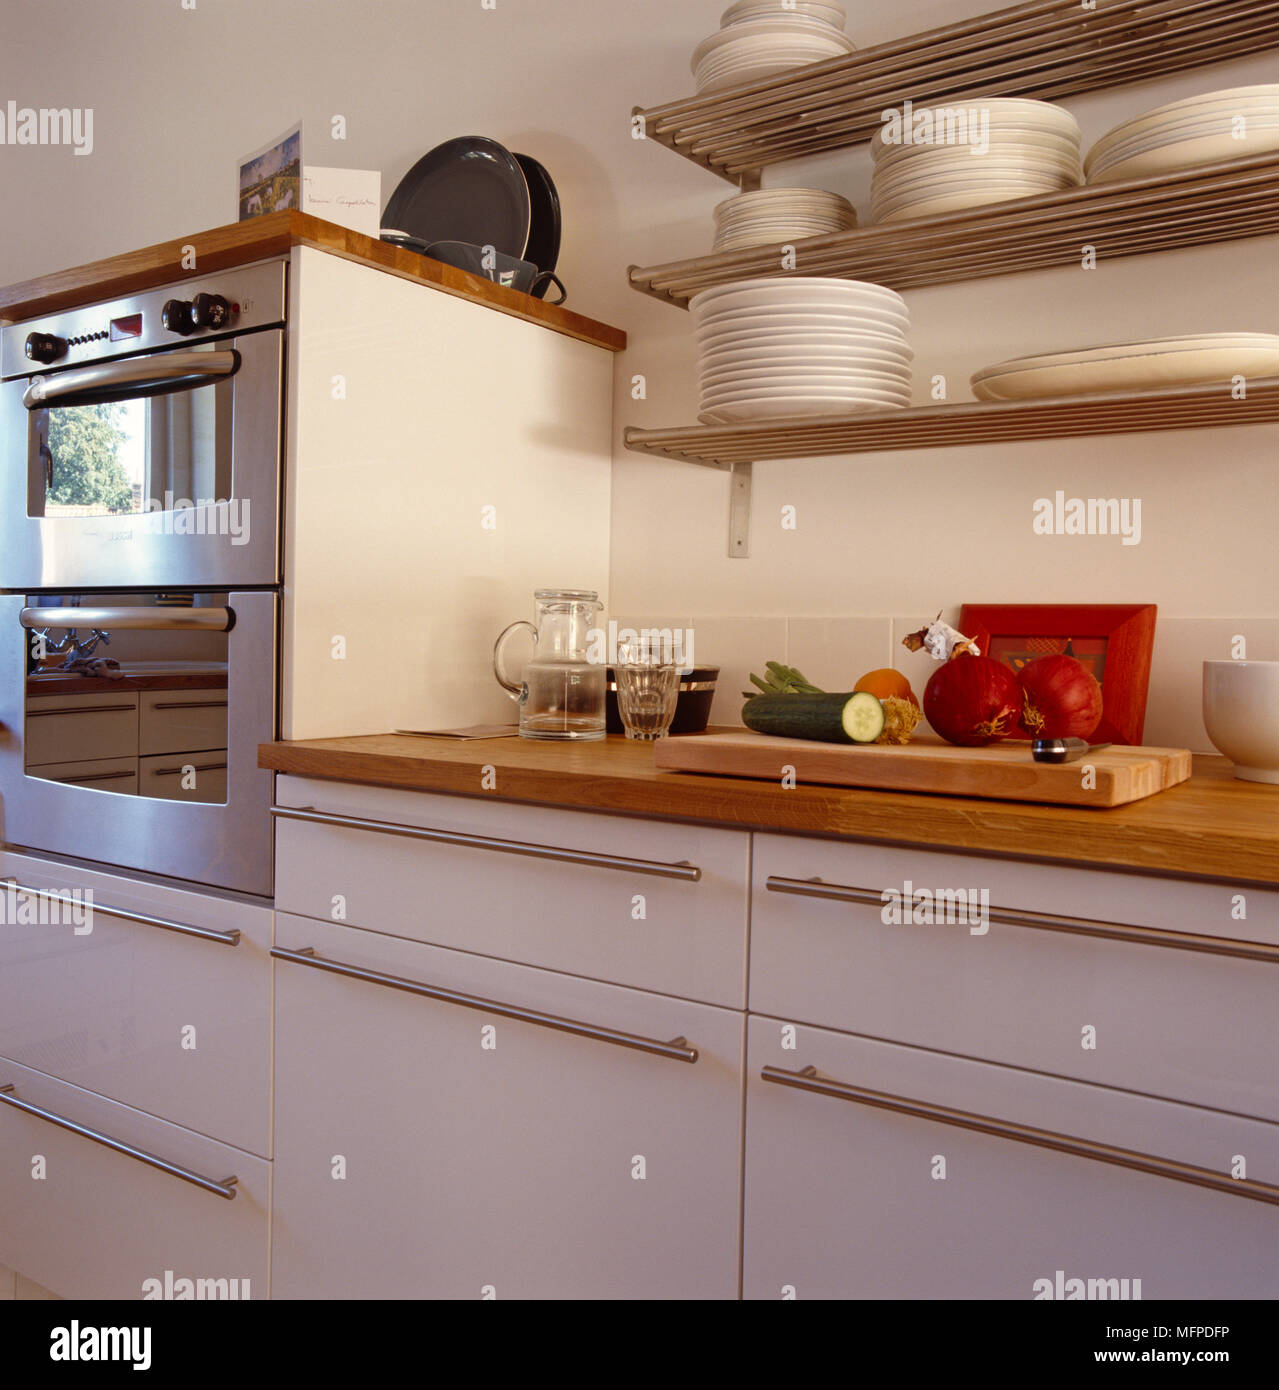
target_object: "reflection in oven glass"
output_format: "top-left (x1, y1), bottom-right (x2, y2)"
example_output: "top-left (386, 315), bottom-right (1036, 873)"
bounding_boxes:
top-left (30, 340), bottom-right (233, 521)
top-left (23, 595), bottom-right (229, 804)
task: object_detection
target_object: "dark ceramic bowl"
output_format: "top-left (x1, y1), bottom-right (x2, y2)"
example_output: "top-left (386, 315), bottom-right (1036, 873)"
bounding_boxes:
top-left (605, 665), bottom-right (719, 736)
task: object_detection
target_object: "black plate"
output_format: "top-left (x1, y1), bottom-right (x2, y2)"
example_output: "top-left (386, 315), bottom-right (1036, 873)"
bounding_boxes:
top-left (382, 136), bottom-right (531, 260)
top-left (513, 153), bottom-right (562, 297)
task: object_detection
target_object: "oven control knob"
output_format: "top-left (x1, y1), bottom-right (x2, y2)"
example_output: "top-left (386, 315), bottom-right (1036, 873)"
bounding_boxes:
top-left (190, 292), bottom-right (231, 331)
top-left (25, 332), bottom-right (66, 364)
top-left (161, 298), bottom-right (196, 335)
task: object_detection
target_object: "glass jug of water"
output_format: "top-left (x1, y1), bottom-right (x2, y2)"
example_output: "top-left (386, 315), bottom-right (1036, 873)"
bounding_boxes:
top-left (493, 589), bottom-right (605, 740)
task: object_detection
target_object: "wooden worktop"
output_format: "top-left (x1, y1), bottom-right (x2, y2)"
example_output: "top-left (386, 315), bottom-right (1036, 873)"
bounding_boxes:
top-left (0, 211), bottom-right (626, 353)
top-left (259, 732), bottom-right (1279, 886)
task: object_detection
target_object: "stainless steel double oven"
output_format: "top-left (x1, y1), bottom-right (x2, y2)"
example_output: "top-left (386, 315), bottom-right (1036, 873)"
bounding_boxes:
top-left (0, 258), bottom-right (288, 896)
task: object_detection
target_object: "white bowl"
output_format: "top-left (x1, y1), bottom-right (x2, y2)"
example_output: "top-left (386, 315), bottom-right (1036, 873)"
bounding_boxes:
top-left (1203, 661), bottom-right (1279, 783)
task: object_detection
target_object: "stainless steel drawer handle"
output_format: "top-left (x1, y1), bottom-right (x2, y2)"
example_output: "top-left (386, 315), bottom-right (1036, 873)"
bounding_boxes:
top-left (764, 875), bottom-right (1279, 964)
top-left (20, 606), bottom-right (234, 633)
top-left (52, 770), bottom-right (136, 786)
top-left (271, 946), bottom-right (699, 1063)
top-left (151, 700), bottom-right (228, 711)
top-left (2, 880), bottom-right (240, 946)
top-left (26, 703), bottom-right (136, 718)
top-left (761, 1065), bottom-right (1279, 1208)
top-left (150, 762), bottom-right (228, 777)
top-left (0, 1085), bottom-right (238, 1200)
top-left (271, 805), bottom-right (703, 882)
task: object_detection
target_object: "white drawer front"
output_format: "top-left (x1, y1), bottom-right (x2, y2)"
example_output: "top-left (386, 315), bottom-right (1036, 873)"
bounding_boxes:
top-left (744, 1016), bottom-right (1279, 1300)
top-left (25, 755), bottom-right (138, 793)
top-left (0, 1059), bottom-right (268, 1300)
top-left (139, 690), bottom-right (229, 757)
top-left (0, 853), bottom-right (271, 1157)
top-left (751, 834), bottom-right (1279, 1122)
top-left (24, 693), bottom-right (138, 766)
top-left (139, 751), bottom-right (228, 803)
top-left (272, 914), bottom-right (744, 1299)
top-left (274, 776), bottom-right (750, 1006)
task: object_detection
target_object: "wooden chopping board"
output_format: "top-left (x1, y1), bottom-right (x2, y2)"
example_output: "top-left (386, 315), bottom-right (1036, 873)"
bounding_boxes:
top-left (653, 733), bottom-right (1192, 807)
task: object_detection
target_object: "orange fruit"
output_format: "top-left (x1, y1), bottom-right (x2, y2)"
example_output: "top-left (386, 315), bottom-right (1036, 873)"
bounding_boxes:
top-left (854, 667), bottom-right (919, 708)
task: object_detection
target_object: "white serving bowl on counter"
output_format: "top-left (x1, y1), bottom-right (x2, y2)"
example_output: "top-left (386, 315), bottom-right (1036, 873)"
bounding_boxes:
top-left (1203, 660), bottom-right (1279, 783)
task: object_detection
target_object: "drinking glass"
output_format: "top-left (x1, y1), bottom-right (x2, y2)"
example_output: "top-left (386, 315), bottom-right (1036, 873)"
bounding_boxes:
top-left (615, 645), bottom-right (680, 741)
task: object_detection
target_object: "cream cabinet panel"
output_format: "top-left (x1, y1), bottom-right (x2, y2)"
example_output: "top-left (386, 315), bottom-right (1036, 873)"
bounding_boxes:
top-left (271, 914), bottom-right (744, 1299)
top-left (0, 1059), bottom-right (268, 1300)
top-left (743, 1015), bottom-right (1279, 1300)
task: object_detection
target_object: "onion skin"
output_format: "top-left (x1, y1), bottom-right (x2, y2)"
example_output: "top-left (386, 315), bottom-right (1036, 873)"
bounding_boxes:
top-left (1019, 655), bottom-right (1103, 739)
top-left (923, 655), bottom-right (1024, 747)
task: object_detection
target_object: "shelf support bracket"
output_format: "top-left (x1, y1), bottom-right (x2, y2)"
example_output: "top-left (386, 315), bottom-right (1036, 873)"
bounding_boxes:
top-left (728, 462), bottom-right (752, 559)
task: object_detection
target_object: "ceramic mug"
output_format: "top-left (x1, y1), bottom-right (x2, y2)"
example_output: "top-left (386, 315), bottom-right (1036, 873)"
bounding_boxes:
top-left (1203, 660), bottom-right (1279, 783)
top-left (424, 240), bottom-right (567, 303)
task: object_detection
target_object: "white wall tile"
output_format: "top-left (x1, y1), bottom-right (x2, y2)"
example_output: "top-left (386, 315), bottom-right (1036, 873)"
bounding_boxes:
top-left (1144, 618), bottom-right (1279, 753)
top-left (687, 617), bottom-right (789, 727)
top-left (784, 618), bottom-right (894, 693)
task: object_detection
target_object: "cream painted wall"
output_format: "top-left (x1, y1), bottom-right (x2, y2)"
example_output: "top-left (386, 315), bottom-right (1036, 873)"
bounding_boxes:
top-left (2, 0), bottom-right (1276, 746)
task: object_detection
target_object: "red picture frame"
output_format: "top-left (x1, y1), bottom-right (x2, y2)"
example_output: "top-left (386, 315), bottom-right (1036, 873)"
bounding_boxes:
top-left (959, 604), bottom-right (1158, 746)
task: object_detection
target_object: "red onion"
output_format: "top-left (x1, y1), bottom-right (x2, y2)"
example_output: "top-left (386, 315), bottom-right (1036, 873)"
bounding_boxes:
top-left (1019, 655), bottom-right (1103, 740)
top-left (923, 655), bottom-right (1023, 747)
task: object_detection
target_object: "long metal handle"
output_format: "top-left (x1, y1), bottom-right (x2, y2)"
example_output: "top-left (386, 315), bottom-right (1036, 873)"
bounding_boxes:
top-left (151, 700), bottom-right (228, 711)
top-left (21, 607), bottom-right (234, 633)
top-left (150, 762), bottom-right (227, 777)
top-left (271, 805), bottom-right (702, 881)
top-left (764, 875), bottom-right (1279, 964)
top-left (55, 770), bottom-right (136, 786)
top-left (26, 703), bottom-right (136, 717)
top-left (22, 349), bottom-right (239, 409)
top-left (761, 1065), bottom-right (1279, 1207)
top-left (0, 1085), bottom-right (238, 1199)
top-left (2, 879), bottom-right (240, 946)
top-left (271, 946), bottom-right (699, 1063)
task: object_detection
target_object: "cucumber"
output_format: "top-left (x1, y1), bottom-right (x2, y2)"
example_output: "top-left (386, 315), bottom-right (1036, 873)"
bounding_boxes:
top-left (742, 691), bottom-right (885, 744)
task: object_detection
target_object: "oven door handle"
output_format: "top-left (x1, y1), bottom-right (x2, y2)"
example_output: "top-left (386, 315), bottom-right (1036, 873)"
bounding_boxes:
top-left (22, 349), bottom-right (240, 409)
top-left (20, 606), bottom-right (235, 633)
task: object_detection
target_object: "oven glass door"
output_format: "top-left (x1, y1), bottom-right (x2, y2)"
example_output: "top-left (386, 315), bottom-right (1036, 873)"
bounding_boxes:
top-left (0, 330), bottom-right (283, 590)
top-left (0, 591), bottom-right (276, 897)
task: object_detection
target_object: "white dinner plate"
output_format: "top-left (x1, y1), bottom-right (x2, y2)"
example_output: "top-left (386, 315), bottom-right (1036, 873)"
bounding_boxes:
top-left (700, 365), bottom-right (911, 390)
top-left (698, 396), bottom-right (908, 423)
top-left (1083, 86), bottom-right (1279, 169)
top-left (700, 343), bottom-right (914, 368)
top-left (690, 274), bottom-right (904, 308)
top-left (873, 184), bottom-right (1063, 222)
top-left (971, 336), bottom-right (1279, 400)
top-left (701, 378), bottom-right (911, 401)
top-left (870, 98), bottom-right (1080, 155)
top-left (1087, 125), bottom-right (1279, 185)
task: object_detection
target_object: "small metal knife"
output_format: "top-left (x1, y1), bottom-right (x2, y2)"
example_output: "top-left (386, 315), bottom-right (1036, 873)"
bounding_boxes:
top-left (1032, 738), bottom-right (1113, 764)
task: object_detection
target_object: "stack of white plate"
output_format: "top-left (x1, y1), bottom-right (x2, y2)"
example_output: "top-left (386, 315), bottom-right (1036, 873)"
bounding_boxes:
top-left (971, 333), bottom-right (1279, 401)
top-left (712, 188), bottom-right (858, 251)
top-left (870, 98), bottom-right (1082, 223)
top-left (690, 277), bottom-right (912, 424)
top-left (692, 2), bottom-right (854, 95)
top-left (1085, 85), bottom-right (1279, 185)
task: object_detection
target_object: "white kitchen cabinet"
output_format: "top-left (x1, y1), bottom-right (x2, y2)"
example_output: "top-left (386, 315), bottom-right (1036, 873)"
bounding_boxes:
top-left (23, 691), bottom-right (138, 766)
top-left (751, 833), bottom-right (1279, 1122)
top-left (138, 689), bottom-right (228, 757)
top-left (274, 775), bottom-right (751, 1007)
top-left (271, 913), bottom-right (744, 1299)
top-left (138, 751), bottom-right (228, 803)
top-left (742, 1014), bottom-right (1279, 1300)
top-left (0, 851), bottom-right (271, 1157)
top-left (281, 246), bottom-right (614, 741)
top-left (0, 1058), bottom-right (268, 1300)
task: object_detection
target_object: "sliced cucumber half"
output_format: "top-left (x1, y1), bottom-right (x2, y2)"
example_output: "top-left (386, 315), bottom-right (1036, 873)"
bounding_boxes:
top-left (841, 691), bottom-right (886, 744)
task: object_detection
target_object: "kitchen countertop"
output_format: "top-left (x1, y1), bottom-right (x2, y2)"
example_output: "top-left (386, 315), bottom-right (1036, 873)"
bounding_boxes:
top-left (0, 211), bottom-right (626, 353)
top-left (27, 670), bottom-right (228, 696)
top-left (259, 732), bottom-right (1279, 887)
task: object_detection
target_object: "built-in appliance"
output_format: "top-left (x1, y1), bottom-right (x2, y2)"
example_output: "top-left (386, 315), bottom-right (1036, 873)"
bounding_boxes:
top-left (0, 261), bottom-right (285, 589)
top-left (0, 261), bottom-right (288, 896)
top-left (0, 591), bottom-right (276, 897)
